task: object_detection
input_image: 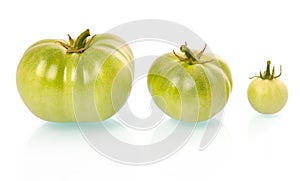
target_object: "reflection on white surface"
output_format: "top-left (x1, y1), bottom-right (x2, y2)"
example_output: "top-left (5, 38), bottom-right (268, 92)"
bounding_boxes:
top-left (151, 118), bottom-right (232, 151)
top-left (23, 116), bottom-right (232, 181)
top-left (23, 122), bottom-right (92, 181)
top-left (25, 119), bottom-right (133, 151)
top-left (247, 114), bottom-right (281, 141)
top-left (25, 117), bottom-right (232, 159)
top-left (23, 117), bottom-right (231, 181)
top-left (246, 114), bottom-right (285, 163)
top-left (25, 122), bottom-right (87, 152)
top-left (23, 120), bottom-right (135, 180)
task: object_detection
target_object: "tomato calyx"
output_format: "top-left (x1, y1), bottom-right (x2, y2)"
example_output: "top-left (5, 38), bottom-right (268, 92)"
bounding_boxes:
top-left (57, 29), bottom-right (94, 54)
top-left (250, 60), bottom-right (282, 80)
top-left (173, 43), bottom-right (213, 65)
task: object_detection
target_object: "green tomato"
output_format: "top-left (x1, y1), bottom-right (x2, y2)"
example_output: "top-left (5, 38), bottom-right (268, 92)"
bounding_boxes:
top-left (147, 43), bottom-right (233, 122)
top-left (16, 29), bottom-right (134, 122)
top-left (248, 61), bottom-right (288, 114)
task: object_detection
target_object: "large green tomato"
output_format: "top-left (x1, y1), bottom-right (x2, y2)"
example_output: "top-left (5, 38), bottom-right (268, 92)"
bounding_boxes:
top-left (17, 29), bottom-right (134, 122)
top-left (147, 43), bottom-right (232, 122)
top-left (248, 61), bottom-right (288, 114)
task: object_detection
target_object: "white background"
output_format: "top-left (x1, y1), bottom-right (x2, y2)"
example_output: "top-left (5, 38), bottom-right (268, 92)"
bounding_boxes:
top-left (1, 0), bottom-right (300, 180)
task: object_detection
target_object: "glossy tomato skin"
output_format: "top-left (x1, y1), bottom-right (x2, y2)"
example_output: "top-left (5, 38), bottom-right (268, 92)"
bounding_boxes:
top-left (148, 51), bottom-right (232, 122)
top-left (17, 32), bottom-right (134, 122)
top-left (247, 78), bottom-right (288, 114)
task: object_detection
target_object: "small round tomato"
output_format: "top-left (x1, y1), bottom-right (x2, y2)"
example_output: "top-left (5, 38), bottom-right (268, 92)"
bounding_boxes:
top-left (17, 29), bottom-right (134, 122)
top-left (147, 43), bottom-right (233, 122)
top-left (247, 61), bottom-right (288, 114)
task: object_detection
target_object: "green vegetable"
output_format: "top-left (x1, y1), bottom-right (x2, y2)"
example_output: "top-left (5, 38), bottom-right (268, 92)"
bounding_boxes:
top-left (248, 60), bottom-right (288, 114)
top-left (17, 29), bottom-right (134, 122)
top-left (147, 43), bottom-right (232, 122)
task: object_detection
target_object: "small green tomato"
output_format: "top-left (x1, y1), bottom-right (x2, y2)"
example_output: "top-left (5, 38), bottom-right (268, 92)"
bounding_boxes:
top-left (247, 61), bottom-right (288, 114)
top-left (148, 43), bottom-right (232, 122)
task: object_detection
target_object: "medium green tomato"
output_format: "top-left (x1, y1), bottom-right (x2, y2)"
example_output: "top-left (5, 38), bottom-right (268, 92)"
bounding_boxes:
top-left (148, 43), bottom-right (233, 122)
top-left (248, 61), bottom-right (288, 114)
top-left (17, 29), bottom-right (134, 122)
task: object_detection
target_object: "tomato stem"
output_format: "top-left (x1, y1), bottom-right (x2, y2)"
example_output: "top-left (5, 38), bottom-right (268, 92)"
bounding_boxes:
top-left (265, 60), bottom-right (272, 78)
top-left (57, 29), bottom-right (92, 53)
top-left (73, 29), bottom-right (90, 51)
top-left (249, 60), bottom-right (282, 80)
top-left (68, 34), bottom-right (74, 46)
top-left (173, 43), bottom-right (211, 65)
